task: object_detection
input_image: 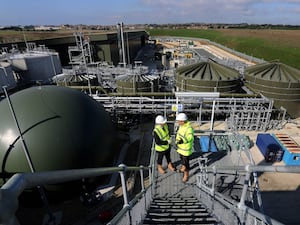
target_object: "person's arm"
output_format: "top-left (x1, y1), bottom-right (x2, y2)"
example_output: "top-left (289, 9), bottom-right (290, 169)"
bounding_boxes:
top-left (178, 127), bottom-right (194, 144)
top-left (185, 127), bottom-right (194, 143)
top-left (153, 131), bottom-right (168, 145)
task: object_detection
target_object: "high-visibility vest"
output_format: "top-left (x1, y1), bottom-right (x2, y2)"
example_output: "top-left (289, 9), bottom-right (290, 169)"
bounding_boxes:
top-left (176, 121), bottom-right (194, 156)
top-left (153, 124), bottom-right (170, 152)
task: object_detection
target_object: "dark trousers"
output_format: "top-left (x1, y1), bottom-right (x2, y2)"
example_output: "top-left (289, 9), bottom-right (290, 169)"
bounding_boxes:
top-left (157, 148), bottom-right (172, 165)
top-left (180, 154), bottom-right (190, 170)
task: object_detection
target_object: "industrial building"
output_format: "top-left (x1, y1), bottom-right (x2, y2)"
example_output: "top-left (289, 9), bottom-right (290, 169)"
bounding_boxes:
top-left (0, 30), bottom-right (300, 225)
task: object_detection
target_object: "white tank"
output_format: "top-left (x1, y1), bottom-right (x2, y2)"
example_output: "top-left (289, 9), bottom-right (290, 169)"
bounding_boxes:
top-left (9, 52), bottom-right (62, 84)
top-left (0, 62), bottom-right (17, 93)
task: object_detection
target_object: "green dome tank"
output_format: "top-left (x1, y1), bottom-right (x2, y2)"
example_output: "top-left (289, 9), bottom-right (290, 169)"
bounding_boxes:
top-left (175, 59), bottom-right (241, 93)
top-left (116, 74), bottom-right (159, 93)
top-left (0, 85), bottom-right (114, 185)
top-left (244, 61), bottom-right (300, 117)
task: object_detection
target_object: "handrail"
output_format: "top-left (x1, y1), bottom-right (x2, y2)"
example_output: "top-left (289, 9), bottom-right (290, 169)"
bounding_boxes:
top-left (3, 154), bottom-right (297, 225)
top-left (0, 165), bottom-right (150, 225)
top-left (107, 144), bottom-right (157, 225)
top-left (196, 163), bottom-right (300, 225)
top-left (200, 164), bottom-right (300, 173)
top-left (196, 183), bottom-right (284, 225)
top-left (107, 184), bottom-right (151, 225)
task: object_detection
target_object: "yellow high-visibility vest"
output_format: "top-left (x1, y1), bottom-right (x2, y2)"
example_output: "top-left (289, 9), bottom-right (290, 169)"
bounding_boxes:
top-left (153, 124), bottom-right (170, 152)
top-left (176, 121), bottom-right (194, 156)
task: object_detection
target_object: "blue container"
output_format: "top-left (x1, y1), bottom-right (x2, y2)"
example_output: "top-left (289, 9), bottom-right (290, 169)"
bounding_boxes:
top-left (200, 136), bottom-right (218, 153)
top-left (272, 134), bottom-right (300, 165)
top-left (282, 150), bottom-right (300, 165)
top-left (256, 133), bottom-right (283, 162)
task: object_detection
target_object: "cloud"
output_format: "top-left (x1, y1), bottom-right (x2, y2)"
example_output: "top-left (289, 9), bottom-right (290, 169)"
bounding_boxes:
top-left (137, 0), bottom-right (300, 24)
top-left (0, 0), bottom-right (298, 26)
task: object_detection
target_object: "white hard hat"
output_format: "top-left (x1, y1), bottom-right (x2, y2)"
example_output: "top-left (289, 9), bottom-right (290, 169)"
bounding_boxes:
top-left (176, 113), bottom-right (187, 121)
top-left (155, 115), bottom-right (167, 124)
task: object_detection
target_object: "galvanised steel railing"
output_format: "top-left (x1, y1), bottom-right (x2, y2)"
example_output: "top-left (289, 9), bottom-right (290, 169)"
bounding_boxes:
top-left (1, 146), bottom-right (299, 225)
top-left (107, 141), bottom-right (157, 225)
top-left (197, 163), bottom-right (300, 225)
top-left (0, 164), bottom-right (153, 225)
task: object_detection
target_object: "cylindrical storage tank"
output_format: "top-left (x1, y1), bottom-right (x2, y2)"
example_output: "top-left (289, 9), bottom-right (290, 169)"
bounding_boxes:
top-left (244, 61), bottom-right (300, 117)
top-left (116, 74), bottom-right (159, 93)
top-left (0, 62), bottom-right (17, 92)
top-left (53, 68), bottom-right (90, 86)
top-left (0, 85), bottom-right (114, 187)
top-left (175, 60), bottom-right (241, 93)
top-left (161, 54), bottom-right (169, 68)
top-left (9, 52), bottom-right (62, 84)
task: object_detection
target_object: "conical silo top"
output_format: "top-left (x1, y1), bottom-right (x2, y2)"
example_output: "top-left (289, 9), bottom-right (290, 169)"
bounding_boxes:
top-left (245, 61), bottom-right (300, 82)
top-left (116, 74), bottom-right (158, 82)
top-left (176, 59), bottom-right (240, 81)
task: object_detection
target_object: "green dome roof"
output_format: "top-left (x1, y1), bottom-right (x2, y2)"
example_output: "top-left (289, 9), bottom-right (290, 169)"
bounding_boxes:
top-left (175, 60), bottom-right (241, 92)
top-left (245, 61), bottom-right (300, 83)
top-left (244, 61), bottom-right (300, 118)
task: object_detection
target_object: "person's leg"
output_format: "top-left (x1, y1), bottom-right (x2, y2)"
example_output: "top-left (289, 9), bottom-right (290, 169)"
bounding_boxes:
top-left (182, 155), bottom-right (190, 170)
top-left (164, 148), bottom-right (176, 171)
top-left (179, 154), bottom-right (186, 172)
top-left (181, 155), bottom-right (190, 182)
top-left (157, 151), bottom-right (165, 174)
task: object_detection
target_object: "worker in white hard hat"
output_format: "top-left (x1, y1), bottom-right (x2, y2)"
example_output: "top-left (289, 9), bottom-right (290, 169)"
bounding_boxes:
top-left (175, 112), bottom-right (194, 182)
top-left (153, 115), bottom-right (176, 174)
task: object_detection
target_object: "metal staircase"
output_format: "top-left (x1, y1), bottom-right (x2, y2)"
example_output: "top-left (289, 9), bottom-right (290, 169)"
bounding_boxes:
top-left (1, 130), bottom-right (299, 225)
top-left (143, 196), bottom-right (218, 224)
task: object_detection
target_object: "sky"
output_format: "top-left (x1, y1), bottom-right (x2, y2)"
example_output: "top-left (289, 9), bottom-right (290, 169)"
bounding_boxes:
top-left (1, 0), bottom-right (299, 26)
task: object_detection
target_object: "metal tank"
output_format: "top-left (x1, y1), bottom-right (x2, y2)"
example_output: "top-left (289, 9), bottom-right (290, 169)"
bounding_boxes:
top-left (161, 54), bottom-right (170, 68)
top-left (116, 74), bottom-right (159, 93)
top-left (244, 61), bottom-right (300, 117)
top-left (0, 85), bottom-right (114, 187)
top-left (175, 59), bottom-right (241, 93)
top-left (0, 62), bottom-right (16, 92)
top-left (8, 52), bottom-right (62, 84)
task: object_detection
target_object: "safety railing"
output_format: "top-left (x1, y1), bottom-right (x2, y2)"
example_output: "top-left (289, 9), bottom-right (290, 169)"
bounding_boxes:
top-left (107, 141), bottom-right (157, 225)
top-left (197, 162), bottom-right (300, 225)
top-left (0, 164), bottom-right (153, 225)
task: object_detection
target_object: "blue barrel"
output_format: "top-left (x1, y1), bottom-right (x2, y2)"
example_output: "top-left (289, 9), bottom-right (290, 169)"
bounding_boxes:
top-left (200, 136), bottom-right (218, 153)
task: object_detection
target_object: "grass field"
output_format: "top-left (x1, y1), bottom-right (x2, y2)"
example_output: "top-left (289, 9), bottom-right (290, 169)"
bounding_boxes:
top-left (148, 29), bottom-right (300, 70)
top-left (1, 28), bottom-right (300, 70)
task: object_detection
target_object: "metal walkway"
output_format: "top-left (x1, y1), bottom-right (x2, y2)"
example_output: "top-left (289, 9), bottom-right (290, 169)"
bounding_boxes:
top-left (143, 145), bottom-right (219, 224)
top-left (92, 92), bottom-right (286, 131)
top-left (153, 145), bottom-right (202, 199)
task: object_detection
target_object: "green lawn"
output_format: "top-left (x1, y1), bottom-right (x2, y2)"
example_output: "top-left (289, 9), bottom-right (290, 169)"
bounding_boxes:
top-left (147, 29), bottom-right (300, 70)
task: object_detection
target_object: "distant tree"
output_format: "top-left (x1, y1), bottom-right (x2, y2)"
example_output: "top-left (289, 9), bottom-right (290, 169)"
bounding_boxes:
top-left (24, 25), bottom-right (35, 31)
top-left (3, 26), bottom-right (23, 31)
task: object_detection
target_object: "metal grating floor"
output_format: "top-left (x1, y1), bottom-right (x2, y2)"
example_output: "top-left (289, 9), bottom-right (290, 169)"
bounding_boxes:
top-left (153, 146), bottom-right (202, 198)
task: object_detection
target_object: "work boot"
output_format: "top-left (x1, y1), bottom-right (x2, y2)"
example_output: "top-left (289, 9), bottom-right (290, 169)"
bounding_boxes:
top-left (168, 163), bottom-right (176, 172)
top-left (182, 171), bottom-right (189, 182)
top-left (157, 164), bottom-right (165, 174)
top-left (179, 165), bottom-right (186, 173)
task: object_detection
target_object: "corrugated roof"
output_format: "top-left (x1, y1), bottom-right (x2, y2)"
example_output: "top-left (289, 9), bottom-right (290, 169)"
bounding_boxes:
top-left (245, 61), bottom-right (300, 83)
top-left (176, 59), bottom-right (240, 81)
top-left (116, 74), bottom-right (159, 82)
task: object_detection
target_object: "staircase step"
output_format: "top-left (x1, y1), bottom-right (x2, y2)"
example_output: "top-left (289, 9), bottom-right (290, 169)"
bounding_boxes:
top-left (153, 197), bottom-right (199, 201)
top-left (149, 205), bottom-right (206, 212)
top-left (147, 212), bottom-right (211, 218)
top-left (152, 201), bottom-right (200, 205)
top-left (143, 197), bottom-right (218, 225)
top-left (143, 217), bottom-right (217, 224)
top-left (148, 208), bottom-right (208, 213)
